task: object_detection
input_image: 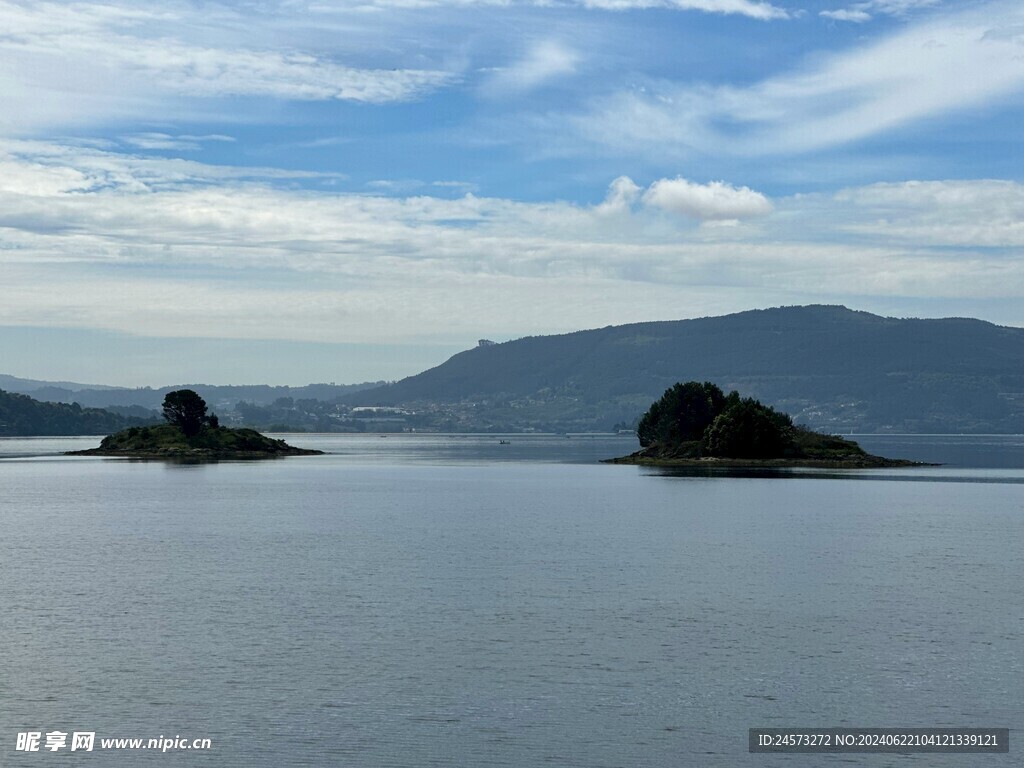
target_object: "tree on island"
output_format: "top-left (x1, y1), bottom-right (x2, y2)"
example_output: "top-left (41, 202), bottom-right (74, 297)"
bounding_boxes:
top-left (637, 381), bottom-right (794, 459)
top-left (637, 381), bottom-right (727, 447)
top-left (703, 395), bottom-right (792, 459)
top-left (162, 389), bottom-right (210, 437)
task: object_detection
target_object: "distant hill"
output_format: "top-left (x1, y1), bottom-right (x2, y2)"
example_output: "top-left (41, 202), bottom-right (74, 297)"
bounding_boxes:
top-left (0, 374), bottom-right (118, 393)
top-left (343, 306), bottom-right (1024, 433)
top-left (0, 380), bottom-right (385, 412)
top-left (0, 389), bottom-right (159, 436)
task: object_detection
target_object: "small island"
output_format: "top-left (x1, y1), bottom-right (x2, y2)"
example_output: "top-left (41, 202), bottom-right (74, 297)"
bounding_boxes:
top-left (607, 381), bottom-right (919, 468)
top-left (67, 389), bottom-right (323, 460)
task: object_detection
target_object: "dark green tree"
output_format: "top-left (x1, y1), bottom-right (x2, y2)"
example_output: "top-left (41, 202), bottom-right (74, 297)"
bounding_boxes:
top-left (703, 397), bottom-right (793, 458)
top-left (637, 381), bottom-right (728, 447)
top-left (162, 389), bottom-right (209, 437)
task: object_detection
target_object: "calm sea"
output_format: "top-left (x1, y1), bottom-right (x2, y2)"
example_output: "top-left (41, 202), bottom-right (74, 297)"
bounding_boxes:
top-left (1, 434), bottom-right (1021, 766)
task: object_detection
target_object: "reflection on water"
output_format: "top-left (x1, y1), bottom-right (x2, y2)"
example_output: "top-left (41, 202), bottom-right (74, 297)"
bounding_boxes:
top-left (649, 466), bottom-right (1024, 484)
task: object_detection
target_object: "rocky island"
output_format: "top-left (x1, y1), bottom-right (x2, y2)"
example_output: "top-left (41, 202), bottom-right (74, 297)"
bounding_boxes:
top-left (67, 389), bottom-right (322, 460)
top-left (607, 381), bottom-right (919, 468)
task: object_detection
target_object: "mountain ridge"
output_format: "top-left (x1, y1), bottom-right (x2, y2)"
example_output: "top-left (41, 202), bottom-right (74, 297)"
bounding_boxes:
top-left (340, 305), bottom-right (1024, 433)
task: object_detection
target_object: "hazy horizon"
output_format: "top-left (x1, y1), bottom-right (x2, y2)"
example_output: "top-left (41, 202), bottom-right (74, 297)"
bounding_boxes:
top-left (0, 328), bottom-right (466, 389)
top-left (4, 302), bottom-right (1024, 390)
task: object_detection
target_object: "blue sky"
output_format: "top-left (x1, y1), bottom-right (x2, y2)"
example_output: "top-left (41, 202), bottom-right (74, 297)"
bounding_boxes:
top-left (1, 0), bottom-right (1023, 385)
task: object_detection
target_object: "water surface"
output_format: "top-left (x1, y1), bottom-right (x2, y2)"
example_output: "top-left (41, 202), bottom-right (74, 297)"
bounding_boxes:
top-left (1, 434), bottom-right (1021, 766)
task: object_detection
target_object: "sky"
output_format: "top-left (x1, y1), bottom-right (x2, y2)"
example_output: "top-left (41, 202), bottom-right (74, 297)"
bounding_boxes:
top-left (1, 0), bottom-right (1023, 386)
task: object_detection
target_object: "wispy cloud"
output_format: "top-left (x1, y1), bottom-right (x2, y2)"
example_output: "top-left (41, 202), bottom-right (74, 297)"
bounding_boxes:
top-left (0, 0), bottom-right (456, 133)
top-left (121, 133), bottom-right (236, 151)
top-left (367, 179), bottom-right (428, 193)
top-left (822, 0), bottom-right (940, 24)
top-left (349, 0), bottom-right (788, 19)
top-left (432, 180), bottom-right (480, 193)
top-left (578, 0), bottom-right (788, 20)
top-left (580, 0), bottom-right (1024, 156)
top-left (0, 0), bottom-right (791, 143)
top-left (820, 8), bottom-right (872, 22)
top-left (0, 139), bottom-right (340, 197)
top-left (483, 40), bottom-right (580, 96)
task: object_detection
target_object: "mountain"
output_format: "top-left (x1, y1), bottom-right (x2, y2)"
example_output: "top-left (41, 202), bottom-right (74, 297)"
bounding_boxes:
top-left (0, 389), bottom-right (159, 436)
top-left (343, 306), bottom-right (1024, 433)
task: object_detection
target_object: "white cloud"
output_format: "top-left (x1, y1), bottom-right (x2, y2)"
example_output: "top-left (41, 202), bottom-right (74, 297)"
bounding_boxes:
top-left (0, 0), bottom-right (792, 137)
top-left (367, 179), bottom-right (428, 192)
top-left (864, 0), bottom-right (940, 16)
top-left (828, 179), bottom-right (1024, 247)
top-left (642, 177), bottom-right (773, 220)
top-left (107, 44), bottom-right (450, 102)
top-left (821, 9), bottom-right (872, 23)
top-left (0, 0), bottom-right (456, 133)
top-left (821, 1), bottom-right (939, 24)
top-left (484, 40), bottom-right (580, 95)
top-left (432, 180), bottom-right (480, 193)
top-left (121, 133), bottom-right (236, 151)
top-left (595, 176), bottom-right (642, 215)
top-left (595, 174), bottom-right (772, 221)
top-left (579, 0), bottom-right (788, 20)
top-left (0, 139), bottom-right (341, 196)
top-left (582, 0), bottom-right (1024, 156)
top-left (355, 0), bottom-right (788, 19)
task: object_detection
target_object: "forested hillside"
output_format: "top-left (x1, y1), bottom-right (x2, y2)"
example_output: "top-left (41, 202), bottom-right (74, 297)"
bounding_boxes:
top-left (344, 306), bottom-right (1024, 433)
top-left (0, 390), bottom-right (157, 436)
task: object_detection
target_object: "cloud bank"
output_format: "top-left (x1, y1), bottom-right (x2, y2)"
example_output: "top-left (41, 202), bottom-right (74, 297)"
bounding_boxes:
top-left (1, 141), bottom-right (1022, 346)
